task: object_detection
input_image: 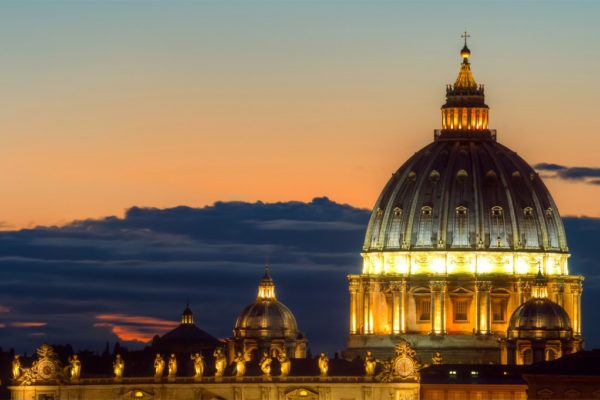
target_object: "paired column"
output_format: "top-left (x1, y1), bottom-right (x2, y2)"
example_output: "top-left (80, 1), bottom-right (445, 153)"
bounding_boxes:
top-left (363, 283), bottom-right (373, 334)
top-left (475, 281), bottom-right (492, 334)
top-left (390, 280), bottom-right (407, 335)
top-left (429, 281), bottom-right (447, 335)
top-left (571, 281), bottom-right (583, 336)
top-left (551, 281), bottom-right (564, 307)
top-left (349, 279), bottom-right (360, 334)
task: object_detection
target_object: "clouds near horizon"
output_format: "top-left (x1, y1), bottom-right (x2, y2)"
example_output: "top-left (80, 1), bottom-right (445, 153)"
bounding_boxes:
top-left (1, 198), bottom-right (599, 354)
top-left (535, 163), bottom-right (600, 185)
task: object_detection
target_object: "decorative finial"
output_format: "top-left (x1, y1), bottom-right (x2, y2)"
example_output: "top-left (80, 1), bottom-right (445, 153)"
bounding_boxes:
top-left (462, 30), bottom-right (470, 47)
top-left (460, 30), bottom-right (471, 61)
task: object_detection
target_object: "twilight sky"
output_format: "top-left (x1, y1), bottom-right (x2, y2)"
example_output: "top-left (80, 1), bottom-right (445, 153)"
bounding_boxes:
top-left (1, 1), bottom-right (600, 229)
top-left (1, 0), bottom-right (600, 356)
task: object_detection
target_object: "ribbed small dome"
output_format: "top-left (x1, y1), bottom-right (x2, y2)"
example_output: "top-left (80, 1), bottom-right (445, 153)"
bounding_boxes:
top-left (508, 298), bottom-right (572, 339)
top-left (233, 268), bottom-right (301, 340)
top-left (234, 300), bottom-right (299, 339)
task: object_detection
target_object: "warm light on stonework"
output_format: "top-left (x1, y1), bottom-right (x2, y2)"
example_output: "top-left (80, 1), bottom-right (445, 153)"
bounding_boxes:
top-left (361, 251), bottom-right (568, 276)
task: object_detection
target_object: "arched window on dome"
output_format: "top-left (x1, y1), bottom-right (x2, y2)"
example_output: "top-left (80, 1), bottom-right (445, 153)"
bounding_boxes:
top-left (369, 208), bottom-right (383, 249)
top-left (521, 207), bottom-right (539, 249)
top-left (456, 169), bottom-right (469, 181)
top-left (490, 206), bottom-right (506, 248)
top-left (452, 206), bottom-right (469, 247)
top-left (386, 207), bottom-right (403, 248)
top-left (416, 206), bottom-right (433, 247)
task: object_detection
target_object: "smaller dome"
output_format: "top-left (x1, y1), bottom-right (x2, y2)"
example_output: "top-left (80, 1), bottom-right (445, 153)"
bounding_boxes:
top-left (508, 298), bottom-right (572, 339)
top-left (234, 267), bottom-right (301, 340)
top-left (234, 300), bottom-right (299, 338)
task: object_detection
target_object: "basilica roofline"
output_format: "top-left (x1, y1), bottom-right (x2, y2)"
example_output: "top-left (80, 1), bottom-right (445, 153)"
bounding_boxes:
top-left (6, 376), bottom-right (420, 386)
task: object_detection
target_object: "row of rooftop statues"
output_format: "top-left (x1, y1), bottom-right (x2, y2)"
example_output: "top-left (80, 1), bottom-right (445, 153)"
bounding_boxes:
top-left (12, 345), bottom-right (438, 382)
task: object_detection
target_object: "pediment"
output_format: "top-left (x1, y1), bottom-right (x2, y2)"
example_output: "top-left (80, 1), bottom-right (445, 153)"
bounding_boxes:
top-left (124, 389), bottom-right (154, 400)
top-left (450, 287), bottom-right (473, 295)
top-left (536, 388), bottom-right (554, 399)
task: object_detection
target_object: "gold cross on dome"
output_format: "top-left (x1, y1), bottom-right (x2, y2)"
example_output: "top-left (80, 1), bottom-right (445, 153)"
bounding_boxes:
top-left (462, 30), bottom-right (471, 46)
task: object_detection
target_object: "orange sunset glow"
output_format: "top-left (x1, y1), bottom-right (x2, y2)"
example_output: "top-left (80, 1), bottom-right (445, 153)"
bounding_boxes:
top-left (1, 2), bottom-right (599, 229)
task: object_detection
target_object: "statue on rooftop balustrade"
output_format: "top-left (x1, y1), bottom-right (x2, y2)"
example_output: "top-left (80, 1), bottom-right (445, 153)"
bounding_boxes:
top-left (364, 351), bottom-right (377, 377)
top-left (68, 355), bottom-right (81, 381)
top-left (154, 354), bottom-right (165, 378)
top-left (259, 352), bottom-right (272, 376)
top-left (278, 352), bottom-right (291, 377)
top-left (318, 353), bottom-right (329, 377)
top-left (191, 353), bottom-right (204, 379)
top-left (12, 355), bottom-right (21, 380)
top-left (113, 354), bottom-right (124, 380)
top-left (168, 354), bottom-right (177, 380)
top-left (213, 348), bottom-right (227, 377)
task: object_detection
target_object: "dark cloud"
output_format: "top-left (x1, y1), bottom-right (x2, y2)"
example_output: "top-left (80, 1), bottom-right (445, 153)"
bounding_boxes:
top-left (1, 197), bottom-right (600, 355)
top-left (534, 163), bottom-right (600, 183)
top-left (0, 197), bottom-right (367, 354)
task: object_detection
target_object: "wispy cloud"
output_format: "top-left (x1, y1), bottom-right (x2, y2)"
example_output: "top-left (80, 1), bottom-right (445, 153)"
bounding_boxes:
top-left (10, 322), bottom-right (47, 328)
top-left (0, 221), bottom-right (14, 230)
top-left (0, 305), bottom-right (10, 313)
top-left (94, 314), bottom-right (178, 343)
top-left (534, 163), bottom-right (600, 185)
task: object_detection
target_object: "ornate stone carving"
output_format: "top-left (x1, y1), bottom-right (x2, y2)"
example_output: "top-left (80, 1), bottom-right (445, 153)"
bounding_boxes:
top-left (375, 339), bottom-right (421, 382)
top-left (16, 344), bottom-right (64, 386)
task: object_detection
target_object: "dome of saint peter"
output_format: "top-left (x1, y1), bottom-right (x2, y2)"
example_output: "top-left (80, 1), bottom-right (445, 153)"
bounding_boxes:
top-left (346, 36), bottom-right (583, 364)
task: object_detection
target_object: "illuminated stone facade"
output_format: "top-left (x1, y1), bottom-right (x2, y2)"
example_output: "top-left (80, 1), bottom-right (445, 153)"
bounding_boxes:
top-left (346, 39), bottom-right (583, 363)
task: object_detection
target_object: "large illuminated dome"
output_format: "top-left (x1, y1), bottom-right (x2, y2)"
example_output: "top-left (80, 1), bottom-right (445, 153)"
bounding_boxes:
top-left (361, 130), bottom-right (569, 276)
top-left (346, 37), bottom-right (583, 364)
